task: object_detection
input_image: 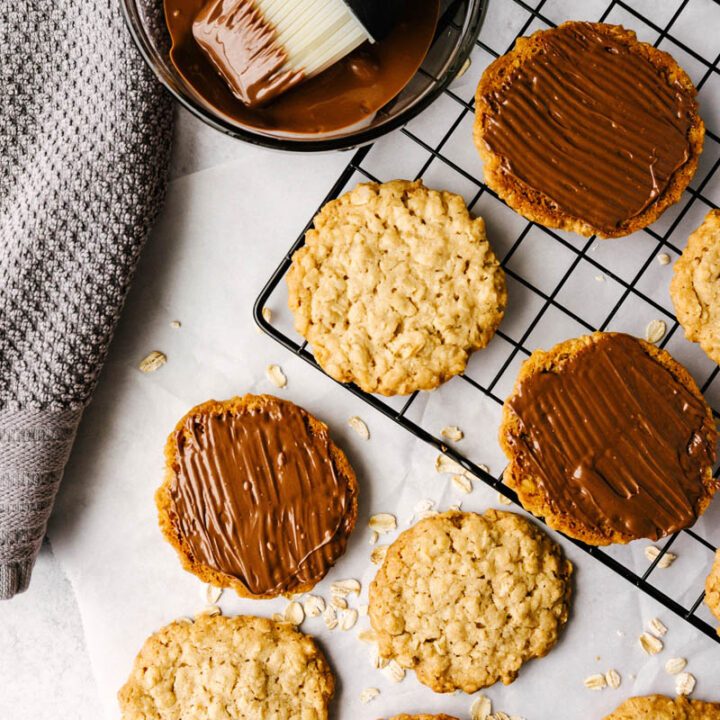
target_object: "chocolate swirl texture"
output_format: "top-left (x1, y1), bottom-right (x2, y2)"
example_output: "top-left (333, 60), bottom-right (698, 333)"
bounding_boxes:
top-left (159, 395), bottom-right (358, 597)
top-left (501, 334), bottom-right (718, 544)
top-left (475, 22), bottom-right (703, 238)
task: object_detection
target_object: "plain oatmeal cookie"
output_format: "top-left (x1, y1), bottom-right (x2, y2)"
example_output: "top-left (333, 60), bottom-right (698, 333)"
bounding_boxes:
top-left (603, 695), bottom-right (720, 719)
top-left (368, 510), bottom-right (572, 693)
top-left (118, 614), bottom-right (335, 720)
top-left (286, 180), bottom-right (506, 396)
top-left (671, 210), bottom-right (720, 364)
top-left (705, 548), bottom-right (720, 636)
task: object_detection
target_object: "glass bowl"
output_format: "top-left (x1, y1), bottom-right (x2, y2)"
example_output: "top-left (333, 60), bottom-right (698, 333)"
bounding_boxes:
top-left (121, 0), bottom-right (487, 151)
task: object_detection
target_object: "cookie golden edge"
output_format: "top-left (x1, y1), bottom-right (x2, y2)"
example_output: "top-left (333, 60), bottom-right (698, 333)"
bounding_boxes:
top-left (368, 509), bottom-right (573, 693)
top-left (118, 614), bottom-right (335, 720)
top-left (156, 393), bottom-right (359, 600)
top-left (603, 694), bottom-right (720, 719)
top-left (671, 209), bottom-right (720, 363)
top-left (286, 179), bottom-right (507, 396)
top-left (499, 332), bottom-right (718, 546)
top-left (473, 22), bottom-right (705, 239)
top-left (706, 548), bottom-right (720, 636)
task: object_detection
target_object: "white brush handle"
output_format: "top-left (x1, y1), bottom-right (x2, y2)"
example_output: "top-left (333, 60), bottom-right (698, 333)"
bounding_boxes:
top-left (256, 0), bottom-right (372, 79)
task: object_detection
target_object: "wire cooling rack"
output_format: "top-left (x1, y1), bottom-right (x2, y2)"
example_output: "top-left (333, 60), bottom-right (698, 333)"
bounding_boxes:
top-left (254, 0), bottom-right (720, 644)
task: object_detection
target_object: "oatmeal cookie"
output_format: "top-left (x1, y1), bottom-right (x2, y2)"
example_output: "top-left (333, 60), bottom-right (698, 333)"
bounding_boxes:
top-left (671, 210), bottom-right (720, 364)
top-left (500, 333), bottom-right (718, 545)
top-left (118, 614), bottom-right (335, 720)
top-left (368, 510), bottom-right (572, 693)
top-left (157, 394), bottom-right (358, 599)
top-left (603, 694), bottom-right (720, 719)
top-left (287, 179), bottom-right (506, 396)
top-left (705, 548), bottom-right (720, 636)
top-left (474, 22), bottom-right (704, 238)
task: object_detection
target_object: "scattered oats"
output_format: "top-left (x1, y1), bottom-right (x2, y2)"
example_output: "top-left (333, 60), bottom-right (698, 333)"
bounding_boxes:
top-left (170, 320), bottom-right (181, 328)
top-left (358, 604), bottom-right (368, 616)
top-left (417, 509), bottom-right (439, 520)
top-left (371, 545), bottom-right (389, 565)
top-left (645, 545), bottom-right (676, 568)
top-left (648, 617), bottom-right (667, 636)
top-left (266, 364), bottom-right (287, 388)
top-left (470, 694), bottom-right (492, 720)
top-left (369, 530), bottom-right (378, 545)
top-left (490, 713), bottom-right (511, 720)
top-left (193, 605), bottom-right (221, 619)
top-left (330, 578), bottom-right (361, 597)
top-left (382, 659), bottom-right (405, 683)
top-left (369, 644), bottom-right (388, 669)
top-left (139, 350), bottom-right (166, 373)
top-left (262, 307), bottom-right (272, 323)
top-left (595, 274), bottom-right (606, 282)
top-left (175, 616), bottom-right (193, 624)
top-left (369, 513), bottom-right (396, 534)
top-left (676, 672), bottom-right (696, 696)
top-left (616, 630), bottom-right (625, 637)
top-left (323, 605), bottom-right (337, 630)
top-left (204, 585), bottom-right (223, 605)
top-left (303, 595), bottom-right (325, 618)
top-left (498, 493), bottom-right (512, 505)
top-left (645, 319), bottom-right (667, 344)
top-left (414, 499), bottom-right (435, 514)
top-left (605, 669), bottom-right (621, 689)
top-left (360, 688), bottom-right (380, 704)
top-left (272, 613), bottom-right (284, 622)
top-left (478, 464), bottom-right (490, 474)
top-left (435, 453), bottom-right (467, 476)
top-left (452, 474), bottom-right (473, 494)
top-left (448, 503), bottom-right (462, 512)
top-left (358, 628), bottom-right (377, 644)
top-left (441, 425), bottom-right (464, 442)
top-left (658, 253), bottom-right (671, 265)
top-left (455, 56), bottom-right (471, 80)
top-left (639, 632), bottom-right (663, 655)
top-left (584, 673), bottom-right (607, 690)
top-left (341, 608), bottom-right (358, 631)
top-left (666, 657), bottom-right (687, 675)
top-left (284, 601), bottom-right (304, 625)
top-left (348, 416), bottom-right (370, 439)
top-left (330, 596), bottom-right (348, 610)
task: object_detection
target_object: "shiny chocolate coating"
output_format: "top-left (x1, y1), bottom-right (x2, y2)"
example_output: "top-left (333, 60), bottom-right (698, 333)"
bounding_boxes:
top-left (164, 0), bottom-right (439, 133)
top-left (168, 397), bottom-right (356, 595)
top-left (482, 22), bottom-right (696, 235)
top-left (506, 334), bottom-right (716, 541)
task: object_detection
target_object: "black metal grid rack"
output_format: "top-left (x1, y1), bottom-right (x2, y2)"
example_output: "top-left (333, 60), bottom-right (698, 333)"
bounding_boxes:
top-left (254, 0), bottom-right (720, 644)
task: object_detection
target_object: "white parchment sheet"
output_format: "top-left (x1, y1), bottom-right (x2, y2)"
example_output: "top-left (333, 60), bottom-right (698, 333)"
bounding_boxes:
top-left (48, 0), bottom-right (720, 717)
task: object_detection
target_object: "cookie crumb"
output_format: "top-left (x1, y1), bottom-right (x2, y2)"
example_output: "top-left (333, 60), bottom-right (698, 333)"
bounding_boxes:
top-left (584, 673), bottom-right (607, 690)
top-left (638, 631), bottom-right (663, 655)
top-left (348, 416), bottom-right (370, 439)
top-left (441, 425), bottom-right (464, 441)
top-left (645, 319), bottom-right (667, 344)
top-left (676, 671), bottom-right (696, 696)
top-left (665, 657), bottom-right (686, 674)
top-left (658, 253), bottom-right (671, 265)
top-left (170, 320), bottom-right (181, 328)
top-left (266, 364), bottom-right (287, 388)
top-left (360, 687), bottom-right (379, 704)
top-left (139, 350), bottom-right (166, 373)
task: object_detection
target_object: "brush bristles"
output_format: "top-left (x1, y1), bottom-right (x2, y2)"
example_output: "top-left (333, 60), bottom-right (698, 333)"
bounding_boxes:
top-left (256, 0), bottom-right (372, 79)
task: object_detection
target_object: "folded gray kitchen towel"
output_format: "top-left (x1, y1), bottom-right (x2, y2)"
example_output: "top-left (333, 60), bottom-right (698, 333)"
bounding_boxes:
top-left (0, 1), bottom-right (172, 598)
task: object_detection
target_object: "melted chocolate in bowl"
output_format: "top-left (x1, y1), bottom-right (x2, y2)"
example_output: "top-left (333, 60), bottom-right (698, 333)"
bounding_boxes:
top-left (164, 0), bottom-right (440, 134)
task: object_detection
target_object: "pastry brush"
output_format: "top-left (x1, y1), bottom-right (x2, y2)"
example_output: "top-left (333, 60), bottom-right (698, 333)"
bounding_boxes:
top-left (193, 0), bottom-right (404, 107)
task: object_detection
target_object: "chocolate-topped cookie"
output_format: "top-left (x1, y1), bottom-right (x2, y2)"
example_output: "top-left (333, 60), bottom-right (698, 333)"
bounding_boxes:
top-left (474, 22), bottom-right (704, 238)
top-left (499, 333), bottom-right (718, 545)
top-left (156, 394), bottom-right (358, 598)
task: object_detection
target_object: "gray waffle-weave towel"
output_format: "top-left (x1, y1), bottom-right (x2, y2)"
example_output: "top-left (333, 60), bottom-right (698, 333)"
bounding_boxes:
top-left (0, 1), bottom-right (172, 598)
